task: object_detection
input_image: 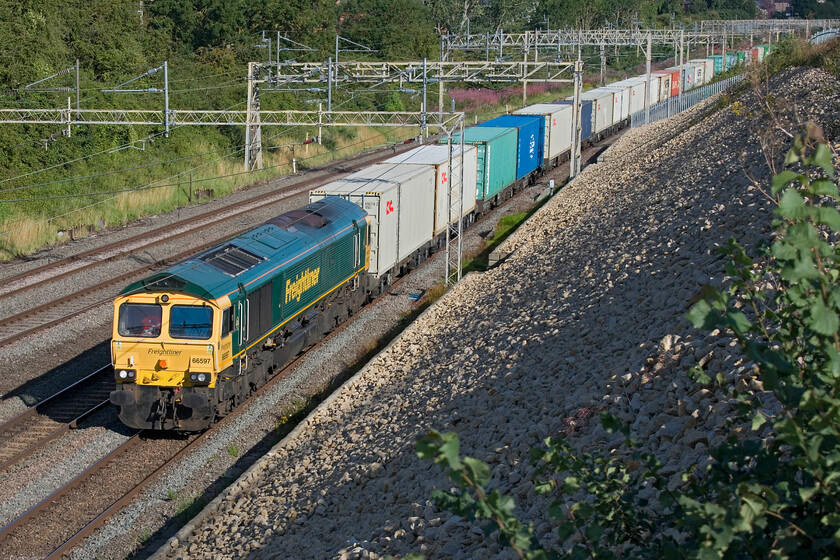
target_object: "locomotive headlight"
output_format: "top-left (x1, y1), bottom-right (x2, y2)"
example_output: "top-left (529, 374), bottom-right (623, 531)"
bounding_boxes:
top-left (116, 369), bottom-right (137, 382)
top-left (188, 372), bottom-right (211, 385)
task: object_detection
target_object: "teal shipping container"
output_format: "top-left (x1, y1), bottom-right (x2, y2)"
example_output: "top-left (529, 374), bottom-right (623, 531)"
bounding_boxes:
top-left (442, 127), bottom-right (517, 202)
top-left (711, 55), bottom-right (724, 74)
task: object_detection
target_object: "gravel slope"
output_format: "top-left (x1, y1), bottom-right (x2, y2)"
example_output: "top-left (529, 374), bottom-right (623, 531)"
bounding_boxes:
top-left (145, 66), bottom-right (840, 560)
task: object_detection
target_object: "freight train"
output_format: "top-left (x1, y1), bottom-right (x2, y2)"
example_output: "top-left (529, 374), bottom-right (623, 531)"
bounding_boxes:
top-left (110, 51), bottom-right (760, 430)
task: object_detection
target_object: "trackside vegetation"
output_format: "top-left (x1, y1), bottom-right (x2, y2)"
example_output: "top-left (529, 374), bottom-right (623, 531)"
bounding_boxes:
top-left (417, 43), bottom-right (840, 559)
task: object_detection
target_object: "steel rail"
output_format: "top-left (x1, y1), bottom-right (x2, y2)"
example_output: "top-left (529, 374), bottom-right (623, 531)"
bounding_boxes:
top-left (0, 432), bottom-right (144, 553)
top-left (44, 430), bottom-right (207, 559)
top-left (0, 365), bottom-right (112, 472)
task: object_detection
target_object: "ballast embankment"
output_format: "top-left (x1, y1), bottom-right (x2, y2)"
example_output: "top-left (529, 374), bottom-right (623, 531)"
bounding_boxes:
top-left (151, 67), bottom-right (840, 560)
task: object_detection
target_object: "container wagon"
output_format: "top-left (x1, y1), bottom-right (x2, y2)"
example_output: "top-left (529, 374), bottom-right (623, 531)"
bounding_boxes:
top-left (477, 114), bottom-right (545, 181)
top-left (653, 70), bottom-right (680, 98)
top-left (552, 100), bottom-right (594, 145)
top-left (606, 78), bottom-right (646, 115)
top-left (602, 86), bottom-right (629, 125)
top-left (643, 74), bottom-right (663, 105)
top-left (689, 59), bottom-right (714, 84)
top-left (575, 89), bottom-right (615, 139)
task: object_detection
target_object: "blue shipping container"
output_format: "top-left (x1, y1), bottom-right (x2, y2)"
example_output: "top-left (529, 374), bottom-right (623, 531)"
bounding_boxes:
top-left (552, 100), bottom-right (593, 143)
top-left (477, 114), bottom-right (544, 180)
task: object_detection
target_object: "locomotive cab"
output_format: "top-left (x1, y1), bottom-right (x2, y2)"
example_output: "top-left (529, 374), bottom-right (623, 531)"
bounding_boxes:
top-left (110, 290), bottom-right (234, 430)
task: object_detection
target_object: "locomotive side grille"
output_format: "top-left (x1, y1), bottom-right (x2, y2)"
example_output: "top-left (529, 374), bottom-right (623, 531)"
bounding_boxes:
top-left (201, 244), bottom-right (264, 276)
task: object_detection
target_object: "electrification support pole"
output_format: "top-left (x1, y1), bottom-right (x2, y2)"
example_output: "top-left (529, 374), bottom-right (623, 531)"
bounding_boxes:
top-left (164, 60), bottom-right (170, 137)
top-left (75, 59), bottom-right (80, 121)
top-left (456, 118), bottom-right (464, 283)
top-left (678, 29), bottom-right (684, 103)
top-left (522, 31), bottom-right (528, 107)
top-left (644, 33), bottom-right (652, 125)
top-left (600, 43), bottom-right (606, 86)
top-left (327, 56), bottom-right (333, 112)
top-left (439, 36), bottom-right (444, 134)
top-left (422, 57), bottom-right (428, 138)
top-left (444, 116), bottom-right (465, 287)
top-left (245, 62), bottom-right (253, 169)
top-left (244, 62), bottom-right (263, 171)
top-left (571, 56), bottom-right (582, 178)
top-left (445, 131), bottom-right (453, 284)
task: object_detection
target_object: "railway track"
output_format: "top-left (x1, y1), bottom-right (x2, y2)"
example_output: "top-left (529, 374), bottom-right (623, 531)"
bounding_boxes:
top-left (0, 366), bottom-right (114, 472)
top-left (0, 298), bottom-right (355, 559)
top-left (0, 432), bottom-right (189, 559)
top-left (0, 139), bottom-right (428, 349)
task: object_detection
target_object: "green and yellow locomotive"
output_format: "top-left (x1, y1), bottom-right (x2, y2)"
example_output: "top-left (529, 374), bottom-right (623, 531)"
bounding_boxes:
top-left (110, 197), bottom-right (369, 430)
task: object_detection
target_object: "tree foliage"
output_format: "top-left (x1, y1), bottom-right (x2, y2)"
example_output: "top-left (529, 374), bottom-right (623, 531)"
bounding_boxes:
top-left (338, 0), bottom-right (438, 59)
top-left (790, 0), bottom-right (840, 18)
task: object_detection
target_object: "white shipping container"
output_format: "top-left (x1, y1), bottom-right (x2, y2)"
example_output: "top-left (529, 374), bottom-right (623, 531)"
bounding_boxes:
top-left (309, 164), bottom-right (436, 278)
top-left (574, 89), bottom-right (614, 135)
top-left (689, 63), bottom-right (704, 87)
top-left (615, 78), bottom-right (647, 114)
top-left (705, 58), bottom-right (715, 81)
top-left (643, 75), bottom-right (661, 104)
top-left (652, 72), bottom-right (672, 101)
top-left (689, 59), bottom-right (713, 84)
top-left (381, 145), bottom-right (478, 237)
top-left (514, 103), bottom-right (574, 161)
top-left (601, 85), bottom-right (631, 123)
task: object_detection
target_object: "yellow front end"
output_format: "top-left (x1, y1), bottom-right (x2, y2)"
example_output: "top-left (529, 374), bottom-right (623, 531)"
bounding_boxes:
top-left (110, 291), bottom-right (233, 430)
